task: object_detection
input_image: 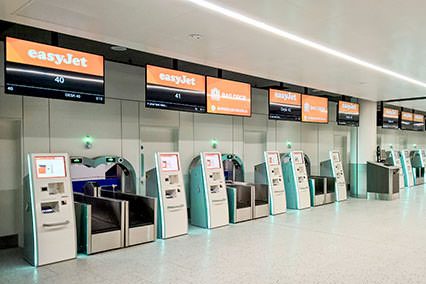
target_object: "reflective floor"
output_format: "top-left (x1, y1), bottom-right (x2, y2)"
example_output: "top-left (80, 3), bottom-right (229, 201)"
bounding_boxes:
top-left (2, 186), bottom-right (426, 283)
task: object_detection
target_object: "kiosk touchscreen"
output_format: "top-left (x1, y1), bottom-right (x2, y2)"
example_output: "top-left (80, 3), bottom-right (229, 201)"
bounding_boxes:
top-left (410, 149), bottom-right (426, 185)
top-left (320, 150), bottom-right (347, 201)
top-left (146, 152), bottom-right (188, 239)
top-left (255, 151), bottom-right (286, 215)
top-left (385, 151), bottom-right (404, 189)
top-left (189, 152), bottom-right (229, 229)
top-left (281, 151), bottom-right (310, 209)
top-left (400, 150), bottom-right (414, 187)
top-left (24, 153), bottom-right (76, 266)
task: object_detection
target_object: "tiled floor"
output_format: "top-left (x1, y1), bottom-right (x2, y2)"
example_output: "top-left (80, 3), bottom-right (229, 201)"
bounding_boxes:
top-left (2, 186), bottom-right (426, 283)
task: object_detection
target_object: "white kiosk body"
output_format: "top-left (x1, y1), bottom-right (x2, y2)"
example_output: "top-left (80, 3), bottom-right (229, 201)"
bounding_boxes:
top-left (146, 152), bottom-right (188, 239)
top-left (190, 152), bottom-right (229, 229)
top-left (400, 149), bottom-right (414, 187)
top-left (320, 150), bottom-right (347, 201)
top-left (255, 151), bottom-right (286, 215)
top-left (281, 151), bottom-right (311, 209)
top-left (24, 153), bottom-right (76, 266)
top-left (387, 151), bottom-right (404, 189)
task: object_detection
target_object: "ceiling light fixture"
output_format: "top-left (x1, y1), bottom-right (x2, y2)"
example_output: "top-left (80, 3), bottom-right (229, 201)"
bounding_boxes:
top-left (186, 0), bottom-right (426, 89)
top-left (110, 45), bottom-right (127, 51)
top-left (189, 33), bottom-right (202, 40)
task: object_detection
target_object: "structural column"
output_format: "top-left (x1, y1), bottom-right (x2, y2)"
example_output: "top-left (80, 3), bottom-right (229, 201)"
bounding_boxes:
top-left (350, 99), bottom-right (377, 197)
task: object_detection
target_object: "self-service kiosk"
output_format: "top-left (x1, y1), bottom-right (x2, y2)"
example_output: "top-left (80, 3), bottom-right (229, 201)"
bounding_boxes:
top-left (280, 151), bottom-right (310, 209)
top-left (255, 151), bottom-right (286, 215)
top-left (320, 150), bottom-right (347, 201)
top-left (222, 154), bottom-right (269, 221)
top-left (70, 155), bottom-right (138, 194)
top-left (385, 151), bottom-right (404, 189)
top-left (146, 152), bottom-right (188, 239)
top-left (410, 149), bottom-right (426, 185)
top-left (24, 153), bottom-right (76, 266)
top-left (189, 152), bottom-right (229, 229)
top-left (400, 150), bottom-right (414, 187)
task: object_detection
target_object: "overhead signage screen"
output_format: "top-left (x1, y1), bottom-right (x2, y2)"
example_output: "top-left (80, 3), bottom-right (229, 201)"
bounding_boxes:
top-left (337, 101), bottom-right (359, 126)
top-left (382, 107), bottom-right (399, 129)
top-left (400, 111), bottom-right (414, 130)
top-left (146, 65), bottom-right (206, 113)
top-left (5, 37), bottom-right (104, 103)
top-left (268, 89), bottom-right (301, 121)
top-left (301, 95), bottom-right (328, 123)
top-left (206, 77), bottom-right (251, 117)
top-left (413, 113), bottom-right (425, 131)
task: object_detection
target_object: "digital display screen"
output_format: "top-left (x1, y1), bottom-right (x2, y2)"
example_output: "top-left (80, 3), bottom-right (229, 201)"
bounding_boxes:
top-left (146, 65), bottom-right (206, 113)
top-left (268, 89), bottom-right (301, 121)
top-left (35, 156), bottom-right (66, 178)
top-left (413, 113), bottom-right (425, 131)
top-left (400, 111), bottom-right (413, 130)
top-left (267, 152), bottom-right (280, 165)
top-left (337, 101), bottom-right (359, 126)
top-left (331, 152), bottom-right (340, 163)
top-left (293, 152), bottom-right (304, 164)
top-left (5, 37), bottom-right (104, 103)
top-left (301, 95), bottom-right (328, 123)
top-left (159, 154), bottom-right (180, 172)
top-left (205, 153), bottom-right (221, 169)
top-left (206, 77), bottom-right (251, 117)
top-left (382, 107), bottom-right (399, 129)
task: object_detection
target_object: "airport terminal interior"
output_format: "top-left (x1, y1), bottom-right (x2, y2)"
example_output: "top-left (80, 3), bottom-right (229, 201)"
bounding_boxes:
top-left (1, 1), bottom-right (426, 283)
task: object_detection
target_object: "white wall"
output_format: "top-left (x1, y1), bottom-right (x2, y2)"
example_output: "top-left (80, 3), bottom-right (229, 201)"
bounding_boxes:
top-left (0, 44), bottom-right (353, 241)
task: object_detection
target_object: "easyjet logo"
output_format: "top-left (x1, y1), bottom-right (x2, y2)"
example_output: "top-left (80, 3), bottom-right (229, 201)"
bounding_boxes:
top-left (27, 49), bottom-right (88, 67)
top-left (342, 103), bottom-right (356, 110)
top-left (210, 88), bottom-right (247, 101)
top-left (275, 91), bottom-right (297, 101)
top-left (159, 73), bottom-right (196, 87)
top-left (384, 109), bottom-right (397, 115)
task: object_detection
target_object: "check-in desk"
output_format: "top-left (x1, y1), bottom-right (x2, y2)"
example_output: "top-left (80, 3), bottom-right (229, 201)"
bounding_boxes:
top-left (308, 176), bottom-right (336, 206)
top-left (100, 190), bottom-right (156, 246)
top-left (74, 193), bottom-right (125, 254)
top-left (367, 162), bottom-right (399, 200)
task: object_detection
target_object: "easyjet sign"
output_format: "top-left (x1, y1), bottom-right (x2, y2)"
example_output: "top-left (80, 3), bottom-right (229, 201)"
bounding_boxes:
top-left (6, 37), bottom-right (104, 76)
top-left (269, 89), bottom-right (301, 106)
top-left (383, 108), bottom-right (399, 119)
top-left (414, 113), bottom-right (424, 123)
top-left (339, 101), bottom-right (359, 115)
top-left (401, 111), bottom-right (413, 121)
top-left (146, 65), bottom-right (205, 92)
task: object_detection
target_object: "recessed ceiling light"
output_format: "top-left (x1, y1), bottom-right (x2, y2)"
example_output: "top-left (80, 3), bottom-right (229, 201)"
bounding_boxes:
top-left (189, 33), bottom-right (202, 40)
top-left (110, 45), bottom-right (127, 51)
top-left (186, 0), bottom-right (426, 89)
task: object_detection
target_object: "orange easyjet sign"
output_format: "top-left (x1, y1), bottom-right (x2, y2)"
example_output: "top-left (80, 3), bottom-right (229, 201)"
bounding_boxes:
top-left (401, 111), bottom-right (413, 121)
top-left (339, 101), bottom-right (359, 115)
top-left (6, 37), bottom-right (104, 76)
top-left (414, 113), bottom-right (424, 123)
top-left (301, 95), bottom-right (328, 123)
top-left (269, 89), bottom-right (301, 106)
top-left (383, 108), bottom-right (398, 119)
top-left (207, 77), bottom-right (251, 116)
top-left (146, 65), bottom-right (205, 92)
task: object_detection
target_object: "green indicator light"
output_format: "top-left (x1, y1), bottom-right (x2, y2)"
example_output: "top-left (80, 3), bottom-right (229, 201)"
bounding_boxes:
top-left (413, 144), bottom-right (417, 148)
top-left (211, 138), bottom-right (218, 148)
top-left (72, 158), bottom-right (82, 164)
top-left (83, 136), bottom-right (93, 143)
top-left (287, 140), bottom-right (292, 149)
top-left (106, 157), bottom-right (116, 163)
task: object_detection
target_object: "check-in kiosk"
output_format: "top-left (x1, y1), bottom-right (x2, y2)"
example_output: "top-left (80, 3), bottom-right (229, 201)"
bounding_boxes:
top-left (410, 149), bottom-right (426, 185)
top-left (24, 153), bottom-right (76, 266)
top-left (384, 150), bottom-right (404, 189)
top-left (74, 192), bottom-right (125, 254)
top-left (146, 152), bottom-right (188, 239)
top-left (400, 150), bottom-right (414, 187)
top-left (255, 151), bottom-right (286, 215)
top-left (222, 154), bottom-right (269, 221)
top-left (320, 150), bottom-right (347, 201)
top-left (189, 152), bottom-right (229, 229)
top-left (70, 155), bottom-right (138, 194)
top-left (280, 151), bottom-right (311, 209)
top-left (367, 162), bottom-right (399, 200)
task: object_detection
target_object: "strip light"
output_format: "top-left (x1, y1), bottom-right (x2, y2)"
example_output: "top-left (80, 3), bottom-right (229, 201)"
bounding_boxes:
top-left (186, 0), bottom-right (426, 89)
